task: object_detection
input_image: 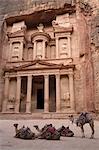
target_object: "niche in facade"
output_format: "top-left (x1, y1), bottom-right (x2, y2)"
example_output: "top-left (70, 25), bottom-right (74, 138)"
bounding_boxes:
top-left (11, 42), bottom-right (20, 61)
top-left (59, 38), bottom-right (68, 58)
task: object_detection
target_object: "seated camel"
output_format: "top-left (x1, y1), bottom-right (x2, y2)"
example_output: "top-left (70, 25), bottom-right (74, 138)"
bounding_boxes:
top-left (34, 124), bottom-right (60, 140)
top-left (13, 123), bottom-right (35, 140)
top-left (69, 112), bottom-right (94, 138)
top-left (57, 126), bottom-right (74, 137)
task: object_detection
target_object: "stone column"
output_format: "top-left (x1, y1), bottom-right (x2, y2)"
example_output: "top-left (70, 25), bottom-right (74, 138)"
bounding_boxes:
top-left (44, 75), bottom-right (49, 112)
top-left (9, 42), bottom-right (12, 61)
top-left (56, 37), bottom-right (59, 59)
top-left (69, 74), bottom-right (75, 111)
top-left (2, 77), bottom-right (9, 112)
top-left (20, 41), bottom-right (24, 60)
top-left (33, 41), bottom-right (36, 60)
top-left (56, 74), bottom-right (61, 112)
top-left (26, 75), bottom-right (32, 113)
top-left (42, 41), bottom-right (45, 59)
top-left (67, 35), bottom-right (71, 57)
top-left (15, 76), bottom-right (21, 113)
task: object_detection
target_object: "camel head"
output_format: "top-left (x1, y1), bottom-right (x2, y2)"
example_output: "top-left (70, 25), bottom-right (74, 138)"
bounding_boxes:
top-left (68, 115), bottom-right (74, 124)
top-left (34, 125), bottom-right (39, 130)
top-left (13, 123), bottom-right (18, 128)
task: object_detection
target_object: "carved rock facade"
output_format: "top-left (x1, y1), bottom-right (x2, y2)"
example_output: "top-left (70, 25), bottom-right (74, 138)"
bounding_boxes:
top-left (0, 0), bottom-right (99, 118)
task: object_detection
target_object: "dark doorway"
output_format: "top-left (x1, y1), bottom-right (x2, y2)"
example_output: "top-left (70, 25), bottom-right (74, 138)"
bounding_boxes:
top-left (37, 89), bottom-right (44, 109)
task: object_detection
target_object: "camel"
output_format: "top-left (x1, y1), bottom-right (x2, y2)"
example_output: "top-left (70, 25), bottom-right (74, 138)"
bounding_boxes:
top-left (13, 123), bottom-right (35, 139)
top-left (69, 112), bottom-right (94, 138)
top-left (57, 126), bottom-right (74, 137)
top-left (33, 124), bottom-right (60, 140)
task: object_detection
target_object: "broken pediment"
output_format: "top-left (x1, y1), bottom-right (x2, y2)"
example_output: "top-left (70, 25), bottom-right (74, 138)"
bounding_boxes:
top-left (7, 29), bottom-right (26, 38)
top-left (7, 21), bottom-right (26, 38)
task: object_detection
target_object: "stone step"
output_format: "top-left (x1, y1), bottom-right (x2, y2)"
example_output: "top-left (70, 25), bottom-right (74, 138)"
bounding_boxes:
top-left (0, 112), bottom-right (77, 120)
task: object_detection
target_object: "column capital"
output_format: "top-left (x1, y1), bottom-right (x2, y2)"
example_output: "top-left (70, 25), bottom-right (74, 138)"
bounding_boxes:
top-left (55, 74), bottom-right (60, 78)
top-left (17, 76), bottom-right (21, 79)
top-left (27, 75), bottom-right (32, 78)
top-left (69, 73), bottom-right (74, 77)
top-left (44, 75), bottom-right (49, 78)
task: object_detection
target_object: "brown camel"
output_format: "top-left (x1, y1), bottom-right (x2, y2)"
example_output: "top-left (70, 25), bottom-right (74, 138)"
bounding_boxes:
top-left (34, 124), bottom-right (60, 140)
top-left (13, 123), bottom-right (35, 139)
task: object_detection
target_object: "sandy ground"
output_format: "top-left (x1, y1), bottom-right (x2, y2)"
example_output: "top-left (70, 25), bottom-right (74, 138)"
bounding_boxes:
top-left (0, 119), bottom-right (99, 150)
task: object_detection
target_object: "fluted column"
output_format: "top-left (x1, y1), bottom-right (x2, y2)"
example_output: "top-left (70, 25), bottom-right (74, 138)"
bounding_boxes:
top-left (56, 37), bottom-right (59, 59)
top-left (44, 75), bottom-right (49, 112)
top-left (69, 74), bottom-right (75, 111)
top-left (56, 74), bottom-right (61, 112)
top-left (2, 77), bottom-right (9, 112)
top-left (26, 75), bottom-right (32, 113)
top-left (15, 76), bottom-right (21, 113)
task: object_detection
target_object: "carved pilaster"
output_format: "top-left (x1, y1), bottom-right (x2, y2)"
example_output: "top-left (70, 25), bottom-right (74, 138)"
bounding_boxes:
top-left (69, 74), bottom-right (75, 111)
top-left (2, 77), bottom-right (9, 112)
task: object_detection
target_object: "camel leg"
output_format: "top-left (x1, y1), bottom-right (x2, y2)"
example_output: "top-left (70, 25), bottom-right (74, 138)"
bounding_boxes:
top-left (80, 125), bottom-right (85, 138)
top-left (89, 121), bottom-right (94, 139)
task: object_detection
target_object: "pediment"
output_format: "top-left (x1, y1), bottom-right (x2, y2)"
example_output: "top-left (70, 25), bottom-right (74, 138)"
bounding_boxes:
top-left (14, 60), bottom-right (63, 71)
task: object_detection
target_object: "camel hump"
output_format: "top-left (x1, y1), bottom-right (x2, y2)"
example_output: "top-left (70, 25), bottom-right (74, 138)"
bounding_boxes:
top-left (79, 112), bottom-right (93, 123)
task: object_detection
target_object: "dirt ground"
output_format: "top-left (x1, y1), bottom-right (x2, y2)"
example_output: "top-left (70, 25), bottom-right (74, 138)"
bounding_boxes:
top-left (0, 119), bottom-right (99, 150)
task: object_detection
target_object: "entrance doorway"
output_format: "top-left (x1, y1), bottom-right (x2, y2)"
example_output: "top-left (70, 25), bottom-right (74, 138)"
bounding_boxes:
top-left (37, 89), bottom-right (44, 109)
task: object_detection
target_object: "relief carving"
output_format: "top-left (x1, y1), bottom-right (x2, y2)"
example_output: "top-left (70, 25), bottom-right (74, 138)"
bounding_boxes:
top-left (11, 21), bottom-right (26, 33)
top-left (52, 13), bottom-right (71, 28)
top-left (37, 23), bottom-right (44, 32)
top-left (12, 42), bottom-right (20, 60)
top-left (59, 38), bottom-right (69, 58)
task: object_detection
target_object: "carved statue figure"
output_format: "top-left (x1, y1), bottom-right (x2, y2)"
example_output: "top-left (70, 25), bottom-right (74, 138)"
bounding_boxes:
top-left (69, 112), bottom-right (94, 138)
top-left (37, 23), bottom-right (44, 32)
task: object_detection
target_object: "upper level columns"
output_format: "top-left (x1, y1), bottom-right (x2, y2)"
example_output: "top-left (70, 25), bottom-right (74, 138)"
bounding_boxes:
top-left (56, 37), bottom-right (59, 59)
top-left (67, 34), bottom-right (71, 57)
top-left (42, 41), bottom-right (45, 59)
top-left (15, 76), bottom-right (21, 113)
top-left (2, 77), bottom-right (9, 112)
top-left (33, 41), bottom-right (37, 60)
top-left (44, 75), bottom-right (49, 112)
top-left (56, 74), bottom-right (61, 112)
top-left (26, 75), bottom-right (32, 113)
